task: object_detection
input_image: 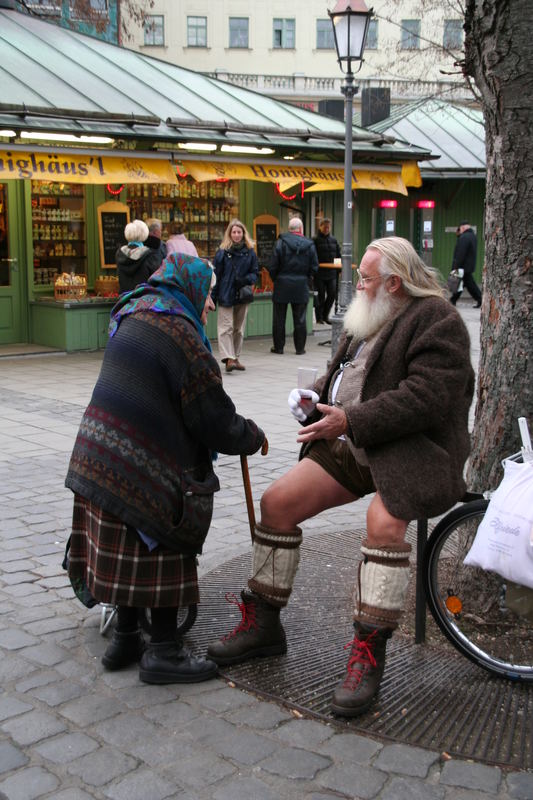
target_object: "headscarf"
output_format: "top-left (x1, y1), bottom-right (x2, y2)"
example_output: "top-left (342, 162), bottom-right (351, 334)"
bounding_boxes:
top-left (109, 253), bottom-right (213, 350)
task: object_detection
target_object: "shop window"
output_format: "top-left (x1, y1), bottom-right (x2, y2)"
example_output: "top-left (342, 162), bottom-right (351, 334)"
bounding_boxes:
top-left (31, 182), bottom-right (86, 288)
top-left (24, 0), bottom-right (61, 15)
top-left (229, 17), bottom-right (249, 48)
top-left (273, 18), bottom-right (295, 49)
top-left (126, 179), bottom-right (239, 260)
top-left (144, 15), bottom-right (165, 46)
top-left (366, 19), bottom-right (378, 50)
top-left (400, 19), bottom-right (420, 50)
top-left (316, 19), bottom-right (334, 50)
top-left (187, 16), bottom-right (207, 47)
top-left (0, 184), bottom-right (9, 286)
top-left (443, 19), bottom-right (463, 49)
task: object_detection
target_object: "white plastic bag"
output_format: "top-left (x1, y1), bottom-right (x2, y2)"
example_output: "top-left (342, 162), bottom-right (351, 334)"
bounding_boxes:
top-left (464, 459), bottom-right (533, 589)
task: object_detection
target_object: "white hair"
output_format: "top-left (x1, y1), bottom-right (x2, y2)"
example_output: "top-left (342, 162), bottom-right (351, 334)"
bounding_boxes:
top-left (124, 219), bottom-right (149, 243)
top-left (288, 217), bottom-right (303, 233)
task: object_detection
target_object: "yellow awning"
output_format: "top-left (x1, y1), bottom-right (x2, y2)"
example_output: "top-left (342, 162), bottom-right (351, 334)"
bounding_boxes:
top-left (181, 159), bottom-right (418, 195)
top-left (0, 151), bottom-right (177, 184)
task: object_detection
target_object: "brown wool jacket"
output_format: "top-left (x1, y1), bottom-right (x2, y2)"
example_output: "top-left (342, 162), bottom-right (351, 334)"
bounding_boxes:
top-left (307, 296), bottom-right (475, 520)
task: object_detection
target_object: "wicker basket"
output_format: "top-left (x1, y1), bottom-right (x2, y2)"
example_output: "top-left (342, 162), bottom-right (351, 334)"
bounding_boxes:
top-left (95, 276), bottom-right (119, 296)
top-left (54, 274), bottom-right (87, 301)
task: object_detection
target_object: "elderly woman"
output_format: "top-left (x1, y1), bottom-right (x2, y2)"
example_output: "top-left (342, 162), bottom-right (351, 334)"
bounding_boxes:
top-left (65, 254), bottom-right (265, 684)
top-left (116, 219), bottom-right (163, 294)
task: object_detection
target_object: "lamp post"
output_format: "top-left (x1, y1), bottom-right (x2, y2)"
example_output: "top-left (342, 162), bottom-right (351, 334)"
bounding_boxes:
top-left (328, 0), bottom-right (373, 354)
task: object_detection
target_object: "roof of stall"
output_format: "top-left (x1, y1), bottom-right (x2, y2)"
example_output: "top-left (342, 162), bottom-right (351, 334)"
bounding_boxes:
top-left (367, 98), bottom-right (485, 176)
top-left (0, 6), bottom-right (433, 164)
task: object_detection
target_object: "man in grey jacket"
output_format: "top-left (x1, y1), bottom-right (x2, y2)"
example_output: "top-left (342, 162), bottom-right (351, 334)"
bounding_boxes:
top-left (208, 237), bottom-right (474, 717)
top-left (268, 217), bottom-right (319, 355)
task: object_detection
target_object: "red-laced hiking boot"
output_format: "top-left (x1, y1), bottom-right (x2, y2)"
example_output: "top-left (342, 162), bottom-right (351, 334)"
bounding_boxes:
top-left (207, 590), bottom-right (287, 666)
top-left (331, 623), bottom-right (392, 717)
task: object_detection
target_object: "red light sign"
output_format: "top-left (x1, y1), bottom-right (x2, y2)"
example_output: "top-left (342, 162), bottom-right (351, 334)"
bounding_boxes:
top-left (417, 200), bottom-right (435, 209)
top-left (378, 200), bottom-right (398, 208)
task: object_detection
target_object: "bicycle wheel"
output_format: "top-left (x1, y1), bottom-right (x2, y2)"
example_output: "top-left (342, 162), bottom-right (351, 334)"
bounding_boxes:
top-left (138, 605), bottom-right (198, 637)
top-left (423, 499), bottom-right (533, 682)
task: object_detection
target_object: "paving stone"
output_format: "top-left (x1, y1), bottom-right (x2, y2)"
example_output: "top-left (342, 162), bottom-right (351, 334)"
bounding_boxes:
top-left (316, 763), bottom-right (388, 799)
top-left (34, 731), bottom-right (99, 763)
top-left (15, 669), bottom-right (60, 692)
top-left (142, 699), bottom-right (201, 729)
top-left (30, 680), bottom-right (85, 706)
top-left (0, 654), bottom-right (30, 683)
top-left (440, 760), bottom-right (502, 794)
top-left (25, 616), bottom-right (78, 635)
top-left (206, 727), bottom-right (280, 766)
top-left (0, 628), bottom-right (40, 649)
top-left (269, 717), bottom-right (335, 749)
top-left (20, 641), bottom-right (69, 666)
top-left (507, 772), bottom-right (533, 800)
top-left (0, 741), bottom-right (29, 774)
top-left (382, 776), bottom-right (446, 800)
top-left (93, 711), bottom-right (163, 750)
top-left (224, 702), bottom-right (291, 730)
top-left (163, 751), bottom-right (236, 789)
top-left (46, 791), bottom-right (96, 800)
top-left (375, 744), bottom-right (440, 778)
top-left (67, 746), bottom-right (138, 787)
top-left (59, 694), bottom-right (124, 725)
top-left (317, 731), bottom-right (382, 764)
top-left (212, 776), bottom-right (281, 800)
top-left (1, 708), bottom-right (67, 745)
top-left (0, 694), bottom-right (33, 721)
top-left (0, 765), bottom-right (59, 800)
top-left (260, 747), bottom-right (332, 780)
top-left (1, 571), bottom-right (38, 585)
top-left (114, 683), bottom-right (176, 710)
top-left (102, 768), bottom-right (177, 800)
top-left (191, 685), bottom-right (257, 712)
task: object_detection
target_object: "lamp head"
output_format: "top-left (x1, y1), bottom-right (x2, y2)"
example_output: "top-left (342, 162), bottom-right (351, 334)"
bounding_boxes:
top-left (328, 0), bottom-right (373, 73)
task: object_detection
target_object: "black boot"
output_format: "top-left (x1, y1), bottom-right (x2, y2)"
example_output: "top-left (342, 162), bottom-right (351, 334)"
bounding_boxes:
top-left (331, 622), bottom-right (392, 717)
top-left (139, 640), bottom-right (218, 684)
top-left (102, 629), bottom-right (145, 670)
top-left (207, 590), bottom-right (287, 666)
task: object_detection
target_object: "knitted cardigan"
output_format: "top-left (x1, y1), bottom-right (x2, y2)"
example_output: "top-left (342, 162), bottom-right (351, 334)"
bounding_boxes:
top-left (65, 311), bottom-right (264, 552)
top-left (306, 296), bottom-right (475, 520)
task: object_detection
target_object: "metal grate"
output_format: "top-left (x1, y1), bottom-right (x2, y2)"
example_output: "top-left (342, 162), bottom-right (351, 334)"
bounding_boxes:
top-left (188, 529), bottom-right (533, 770)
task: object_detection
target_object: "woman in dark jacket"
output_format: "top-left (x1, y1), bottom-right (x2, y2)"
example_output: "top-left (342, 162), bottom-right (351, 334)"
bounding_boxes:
top-left (116, 219), bottom-right (163, 294)
top-left (65, 253), bottom-right (265, 684)
top-left (212, 218), bottom-right (259, 373)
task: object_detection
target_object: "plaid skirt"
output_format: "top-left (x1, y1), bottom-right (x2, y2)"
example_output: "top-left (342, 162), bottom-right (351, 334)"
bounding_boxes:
top-left (68, 495), bottom-right (199, 608)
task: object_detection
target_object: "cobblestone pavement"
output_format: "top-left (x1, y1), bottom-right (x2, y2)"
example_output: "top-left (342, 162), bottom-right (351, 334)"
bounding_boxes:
top-left (1, 304), bottom-right (532, 800)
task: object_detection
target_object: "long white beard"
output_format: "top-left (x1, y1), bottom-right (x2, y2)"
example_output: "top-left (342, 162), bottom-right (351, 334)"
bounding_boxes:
top-left (343, 283), bottom-right (397, 340)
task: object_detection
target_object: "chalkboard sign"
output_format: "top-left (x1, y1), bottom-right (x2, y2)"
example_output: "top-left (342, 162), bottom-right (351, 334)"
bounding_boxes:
top-left (97, 201), bottom-right (130, 269)
top-left (253, 214), bottom-right (279, 268)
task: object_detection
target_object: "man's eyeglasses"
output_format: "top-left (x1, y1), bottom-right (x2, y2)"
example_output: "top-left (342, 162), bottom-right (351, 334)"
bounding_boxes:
top-left (356, 268), bottom-right (391, 286)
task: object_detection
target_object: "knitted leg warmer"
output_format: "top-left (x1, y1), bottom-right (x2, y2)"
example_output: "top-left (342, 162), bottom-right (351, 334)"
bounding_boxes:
top-left (247, 522), bottom-right (303, 608)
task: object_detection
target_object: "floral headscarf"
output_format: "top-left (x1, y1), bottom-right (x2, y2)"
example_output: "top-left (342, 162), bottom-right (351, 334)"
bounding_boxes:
top-left (109, 253), bottom-right (213, 350)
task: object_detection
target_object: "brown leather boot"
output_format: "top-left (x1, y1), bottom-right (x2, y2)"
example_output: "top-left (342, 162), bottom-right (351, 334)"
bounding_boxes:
top-left (207, 590), bottom-right (287, 665)
top-left (331, 622), bottom-right (392, 717)
top-left (225, 359), bottom-right (236, 372)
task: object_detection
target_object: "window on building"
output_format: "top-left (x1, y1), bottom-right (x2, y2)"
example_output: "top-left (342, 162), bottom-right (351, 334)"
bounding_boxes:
top-left (316, 19), bottom-right (334, 50)
top-left (400, 19), bottom-right (420, 50)
top-left (366, 19), bottom-right (378, 50)
top-left (69, 0), bottom-right (108, 18)
top-left (229, 17), bottom-right (249, 48)
top-left (273, 18), bottom-right (295, 49)
top-left (443, 19), bottom-right (463, 49)
top-left (25, 0), bottom-right (61, 14)
top-left (144, 15), bottom-right (164, 46)
top-left (187, 16), bottom-right (207, 47)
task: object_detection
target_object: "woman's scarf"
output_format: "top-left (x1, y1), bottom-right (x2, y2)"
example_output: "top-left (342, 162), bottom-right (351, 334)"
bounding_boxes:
top-left (109, 253), bottom-right (213, 351)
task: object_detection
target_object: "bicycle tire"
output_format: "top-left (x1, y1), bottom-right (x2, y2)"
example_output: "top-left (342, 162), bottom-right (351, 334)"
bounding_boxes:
top-left (138, 605), bottom-right (198, 637)
top-left (423, 499), bottom-right (533, 682)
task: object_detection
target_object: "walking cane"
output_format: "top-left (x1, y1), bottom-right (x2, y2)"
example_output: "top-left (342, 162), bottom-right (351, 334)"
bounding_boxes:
top-left (240, 438), bottom-right (269, 543)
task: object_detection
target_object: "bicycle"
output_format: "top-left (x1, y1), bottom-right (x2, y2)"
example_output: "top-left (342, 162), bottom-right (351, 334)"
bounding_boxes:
top-left (422, 429), bottom-right (533, 683)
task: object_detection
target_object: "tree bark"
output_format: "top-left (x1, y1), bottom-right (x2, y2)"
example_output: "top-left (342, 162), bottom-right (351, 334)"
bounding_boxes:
top-left (464, 0), bottom-right (533, 491)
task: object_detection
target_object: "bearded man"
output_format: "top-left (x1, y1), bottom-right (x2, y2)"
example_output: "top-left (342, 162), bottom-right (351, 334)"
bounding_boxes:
top-left (208, 237), bottom-right (475, 717)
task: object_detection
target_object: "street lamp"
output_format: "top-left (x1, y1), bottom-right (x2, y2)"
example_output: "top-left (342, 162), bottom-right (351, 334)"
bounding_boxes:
top-left (328, 0), bottom-right (373, 354)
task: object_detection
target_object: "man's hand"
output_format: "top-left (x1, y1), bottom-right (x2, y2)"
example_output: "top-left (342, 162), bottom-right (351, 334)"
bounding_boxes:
top-left (288, 388), bottom-right (319, 422)
top-left (296, 403), bottom-right (348, 442)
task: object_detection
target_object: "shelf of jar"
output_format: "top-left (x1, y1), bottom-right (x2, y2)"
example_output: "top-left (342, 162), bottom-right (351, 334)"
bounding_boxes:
top-left (34, 255), bottom-right (86, 261)
top-left (32, 218), bottom-right (85, 223)
top-left (33, 238), bottom-right (85, 243)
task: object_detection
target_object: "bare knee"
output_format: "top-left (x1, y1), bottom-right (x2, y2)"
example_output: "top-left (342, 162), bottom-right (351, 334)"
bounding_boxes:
top-left (260, 481), bottom-right (297, 529)
top-left (366, 494), bottom-right (408, 546)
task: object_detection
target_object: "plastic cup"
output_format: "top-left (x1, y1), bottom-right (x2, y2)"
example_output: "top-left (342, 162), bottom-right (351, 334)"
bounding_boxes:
top-left (297, 367), bottom-right (318, 390)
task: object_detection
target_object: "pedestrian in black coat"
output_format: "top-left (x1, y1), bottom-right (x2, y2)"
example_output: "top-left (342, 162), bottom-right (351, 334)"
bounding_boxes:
top-left (313, 218), bottom-right (341, 324)
top-left (451, 221), bottom-right (481, 307)
top-left (268, 218), bottom-right (318, 355)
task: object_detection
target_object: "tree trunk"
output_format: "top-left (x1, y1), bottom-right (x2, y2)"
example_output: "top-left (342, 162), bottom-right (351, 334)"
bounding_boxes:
top-left (463, 0), bottom-right (533, 491)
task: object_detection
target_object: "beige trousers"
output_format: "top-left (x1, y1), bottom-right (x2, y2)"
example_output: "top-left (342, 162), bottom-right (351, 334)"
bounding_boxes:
top-left (217, 304), bottom-right (249, 361)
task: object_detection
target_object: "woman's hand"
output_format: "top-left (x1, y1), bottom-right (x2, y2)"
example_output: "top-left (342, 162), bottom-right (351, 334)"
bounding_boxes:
top-left (296, 403), bottom-right (348, 443)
